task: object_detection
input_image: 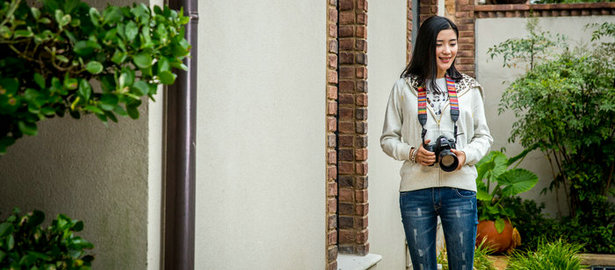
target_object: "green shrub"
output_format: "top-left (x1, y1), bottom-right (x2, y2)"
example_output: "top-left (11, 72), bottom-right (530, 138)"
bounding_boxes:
top-left (0, 0), bottom-right (190, 154)
top-left (437, 240), bottom-right (496, 270)
top-left (506, 239), bottom-right (584, 270)
top-left (0, 209), bottom-right (94, 269)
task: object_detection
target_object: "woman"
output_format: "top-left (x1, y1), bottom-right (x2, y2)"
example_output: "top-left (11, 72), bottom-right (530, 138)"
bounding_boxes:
top-left (380, 16), bottom-right (492, 270)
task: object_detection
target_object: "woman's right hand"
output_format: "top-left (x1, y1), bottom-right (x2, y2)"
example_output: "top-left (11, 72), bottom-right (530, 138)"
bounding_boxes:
top-left (416, 139), bottom-right (436, 166)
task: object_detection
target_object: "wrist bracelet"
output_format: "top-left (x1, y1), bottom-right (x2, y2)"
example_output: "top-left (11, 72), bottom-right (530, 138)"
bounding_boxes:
top-left (409, 147), bottom-right (416, 162)
top-left (412, 146), bottom-right (419, 163)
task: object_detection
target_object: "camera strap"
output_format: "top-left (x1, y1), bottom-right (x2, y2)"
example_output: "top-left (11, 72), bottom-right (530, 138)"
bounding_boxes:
top-left (417, 75), bottom-right (459, 144)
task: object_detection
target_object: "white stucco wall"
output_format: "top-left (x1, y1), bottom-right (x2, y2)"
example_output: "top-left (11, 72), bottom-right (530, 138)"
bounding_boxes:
top-left (367, 1), bottom-right (409, 269)
top-left (194, 1), bottom-right (326, 269)
top-left (0, 0), bottom-right (163, 269)
top-left (476, 15), bottom-right (615, 216)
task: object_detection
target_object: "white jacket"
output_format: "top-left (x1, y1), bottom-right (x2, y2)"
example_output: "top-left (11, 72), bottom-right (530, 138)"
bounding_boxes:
top-left (380, 74), bottom-right (493, 192)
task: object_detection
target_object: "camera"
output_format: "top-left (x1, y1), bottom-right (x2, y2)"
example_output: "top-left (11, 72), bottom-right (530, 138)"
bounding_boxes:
top-left (424, 135), bottom-right (459, 172)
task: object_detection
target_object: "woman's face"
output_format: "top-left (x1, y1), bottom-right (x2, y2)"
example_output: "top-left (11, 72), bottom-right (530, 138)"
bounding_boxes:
top-left (435, 29), bottom-right (458, 78)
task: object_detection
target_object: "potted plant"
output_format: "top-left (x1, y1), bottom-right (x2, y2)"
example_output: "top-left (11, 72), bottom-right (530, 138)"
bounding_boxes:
top-left (0, 0), bottom-right (190, 154)
top-left (475, 149), bottom-right (539, 253)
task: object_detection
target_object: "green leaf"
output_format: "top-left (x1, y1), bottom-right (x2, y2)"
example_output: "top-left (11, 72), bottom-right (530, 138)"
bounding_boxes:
top-left (73, 220), bottom-right (84, 232)
top-left (0, 78), bottom-right (19, 94)
top-left (64, 78), bottom-right (78, 90)
top-left (56, 55), bottom-right (69, 63)
top-left (0, 26), bottom-right (11, 39)
top-left (158, 71), bottom-right (176, 85)
top-left (157, 57), bottom-right (170, 73)
top-left (0, 223), bottom-right (11, 236)
top-left (54, 9), bottom-right (64, 26)
top-left (133, 52), bottom-right (152, 69)
top-left (125, 21), bottom-right (138, 42)
top-left (132, 81), bottom-right (149, 96)
top-left (38, 18), bottom-right (51, 24)
top-left (119, 68), bottom-right (135, 88)
top-left (18, 121), bottom-right (37, 136)
top-left (84, 105), bottom-right (103, 114)
top-left (14, 29), bottom-right (33, 38)
top-left (111, 50), bottom-right (127, 64)
top-left (31, 7), bottom-right (41, 20)
top-left (7, 235), bottom-right (14, 250)
top-left (498, 168), bottom-right (539, 197)
top-left (59, 14), bottom-right (71, 27)
top-left (495, 218), bottom-right (506, 234)
top-left (99, 94), bottom-right (118, 111)
top-left (102, 6), bottom-right (123, 25)
top-left (33, 73), bottom-right (45, 89)
top-left (78, 79), bottom-right (92, 101)
top-left (86, 61), bottom-right (103, 74)
top-left (89, 7), bottom-right (101, 27)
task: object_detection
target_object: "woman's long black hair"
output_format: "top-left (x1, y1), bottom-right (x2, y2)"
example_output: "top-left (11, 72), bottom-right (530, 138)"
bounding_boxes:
top-left (401, 16), bottom-right (462, 94)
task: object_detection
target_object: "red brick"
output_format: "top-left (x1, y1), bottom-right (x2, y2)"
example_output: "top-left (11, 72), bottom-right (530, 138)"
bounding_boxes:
top-left (328, 182), bottom-right (337, 197)
top-left (327, 85), bottom-right (338, 99)
top-left (339, 188), bottom-right (354, 202)
top-left (356, 93), bottom-right (368, 106)
top-left (339, 25), bottom-right (354, 37)
top-left (339, 162), bottom-right (354, 174)
top-left (356, 161), bottom-right (368, 175)
top-left (339, 230), bottom-right (356, 244)
top-left (339, 175), bottom-right (354, 188)
top-left (355, 189), bottom-right (368, 203)
top-left (356, 121), bottom-right (367, 134)
top-left (456, 57), bottom-right (474, 64)
top-left (339, 107), bottom-right (353, 120)
top-left (328, 261), bottom-right (337, 270)
top-left (356, 135), bottom-right (368, 148)
top-left (327, 100), bottom-right (337, 116)
top-left (327, 134), bottom-right (336, 148)
top-left (355, 176), bottom-right (368, 189)
top-left (357, 80), bottom-right (367, 92)
top-left (339, 81), bottom-right (355, 93)
top-left (328, 197), bottom-right (337, 213)
top-left (329, 24), bottom-right (337, 38)
top-left (356, 229), bottom-right (368, 244)
top-left (339, 149), bottom-right (354, 161)
top-left (356, 243), bottom-right (370, 256)
top-left (339, 135), bottom-right (354, 147)
top-left (327, 165), bottom-right (337, 180)
top-left (457, 50), bottom-right (474, 58)
top-left (357, 12), bottom-right (367, 24)
top-left (327, 70), bottom-right (338, 84)
top-left (356, 216), bottom-right (368, 229)
top-left (328, 40), bottom-right (338, 53)
top-left (339, 203), bottom-right (354, 215)
top-left (328, 7), bottom-right (338, 22)
top-left (356, 66), bottom-right (367, 79)
top-left (339, 122), bottom-right (355, 134)
top-left (340, 0), bottom-right (353, 10)
top-left (339, 39), bottom-right (354, 50)
top-left (340, 53), bottom-right (354, 64)
top-left (355, 148), bottom-right (367, 161)
top-left (327, 150), bottom-right (337, 165)
top-left (327, 116), bottom-right (336, 132)
top-left (356, 26), bottom-right (367, 39)
top-left (340, 66), bottom-right (354, 79)
top-left (328, 230), bottom-right (337, 245)
top-left (356, 53), bottom-right (367, 65)
top-left (340, 11), bottom-right (355, 24)
top-left (355, 108), bottom-right (367, 120)
top-left (355, 202), bottom-right (369, 216)
top-left (458, 30), bottom-right (474, 38)
top-left (327, 246), bottom-right (338, 262)
top-left (357, 0), bottom-right (367, 11)
top-left (356, 40), bottom-right (367, 52)
top-left (339, 93), bottom-right (354, 105)
top-left (328, 54), bottom-right (337, 69)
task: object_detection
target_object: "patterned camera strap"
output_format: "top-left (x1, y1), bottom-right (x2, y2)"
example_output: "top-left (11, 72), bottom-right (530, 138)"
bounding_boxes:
top-left (417, 75), bottom-right (459, 143)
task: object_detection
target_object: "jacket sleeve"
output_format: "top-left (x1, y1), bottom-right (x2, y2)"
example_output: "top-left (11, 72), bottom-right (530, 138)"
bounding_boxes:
top-left (462, 84), bottom-right (493, 165)
top-left (380, 80), bottom-right (412, 161)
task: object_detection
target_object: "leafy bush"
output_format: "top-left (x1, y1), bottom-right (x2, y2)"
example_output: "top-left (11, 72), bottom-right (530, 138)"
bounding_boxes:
top-left (506, 239), bottom-right (585, 270)
top-left (0, 0), bottom-right (190, 154)
top-left (489, 19), bottom-right (615, 253)
top-left (437, 239), bottom-right (496, 270)
top-left (0, 209), bottom-right (94, 269)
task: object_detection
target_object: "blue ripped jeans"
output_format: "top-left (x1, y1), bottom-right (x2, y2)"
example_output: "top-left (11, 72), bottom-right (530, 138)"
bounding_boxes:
top-left (400, 187), bottom-right (478, 270)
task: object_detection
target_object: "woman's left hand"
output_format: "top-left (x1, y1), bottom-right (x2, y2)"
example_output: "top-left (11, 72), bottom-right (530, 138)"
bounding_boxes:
top-left (451, 149), bottom-right (466, 171)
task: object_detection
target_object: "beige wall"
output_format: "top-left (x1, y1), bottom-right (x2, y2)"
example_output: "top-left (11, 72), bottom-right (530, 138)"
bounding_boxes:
top-left (194, 0), bottom-right (326, 269)
top-left (476, 15), bottom-right (615, 216)
top-left (0, 0), bottom-right (163, 269)
top-left (367, 0), bottom-right (409, 269)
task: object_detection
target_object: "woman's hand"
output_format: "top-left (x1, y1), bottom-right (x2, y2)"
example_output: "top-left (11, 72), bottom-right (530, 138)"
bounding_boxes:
top-left (451, 149), bottom-right (466, 170)
top-left (416, 139), bottom-right (436, 166)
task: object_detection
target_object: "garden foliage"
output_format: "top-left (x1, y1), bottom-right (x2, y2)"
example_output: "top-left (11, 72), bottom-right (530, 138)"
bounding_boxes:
top-left (489, 19), bottom-right (615, 253)
top-left (0, 0), bottom-right (190, 154)
top-left (0, 209), bottom-right (94, 270)
top-left (506, 239), bottom-right (584, 270)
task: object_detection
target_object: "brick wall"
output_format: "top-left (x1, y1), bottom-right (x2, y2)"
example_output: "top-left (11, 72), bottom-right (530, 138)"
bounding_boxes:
top-left (474, 2), bottom-right (615, 18)
top-left (326, 0), bottom-right (338, 269)
top-left (454, 0), bottom-right (476, 77)
top-left (337, 0), bottom-right (370, 257)
top-left (408, 0), bottom-right (414, 63)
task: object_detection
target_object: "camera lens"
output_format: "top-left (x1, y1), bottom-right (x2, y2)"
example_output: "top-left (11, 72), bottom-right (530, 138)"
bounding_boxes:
top-left (439, 150), bottom-right (459, 172)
